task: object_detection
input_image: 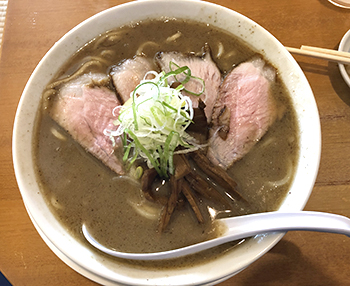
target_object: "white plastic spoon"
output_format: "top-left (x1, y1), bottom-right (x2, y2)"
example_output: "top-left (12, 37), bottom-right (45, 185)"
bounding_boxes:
top-left (82, 211), bottom-right (350, 260)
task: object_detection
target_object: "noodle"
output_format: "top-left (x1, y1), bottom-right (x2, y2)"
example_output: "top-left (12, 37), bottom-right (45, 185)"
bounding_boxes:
top-left (100, 49), bottom-right (116, 59)
top-left (268, 161), bottom-right (293, 187)
top-left (136, 41), bottom-right (160, 56)
top-left (93, 31), bottom-right (123, 49)
top-left (223, 50), bottom-right (237, 60)
top-left (50, 127), bottom-right (67, 141)
top-left (166, 31), bottom-right (182, 42)
top-left (81, 56), bottom-right (110, 66)
top-left (216, 42), bottom-right (224, 59)
top-left (42, 89), bottom-right (56, 108)
top-left (47, 60), bottom-right (104, 89)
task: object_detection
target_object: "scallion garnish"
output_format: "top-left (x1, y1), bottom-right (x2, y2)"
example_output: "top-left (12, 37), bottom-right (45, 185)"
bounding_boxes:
top-left (169, 62), bottom-right (205, 96)
top-left (106, 64), bottom-right (204, 178)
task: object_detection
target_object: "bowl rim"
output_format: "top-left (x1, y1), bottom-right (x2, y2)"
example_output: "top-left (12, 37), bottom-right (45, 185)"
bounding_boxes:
top-left (12, 0), bottom-right (321, 285)
top-left (338, 29), bottom-right (350, 88)
top-left (328, 0), bottom-right (350, 9)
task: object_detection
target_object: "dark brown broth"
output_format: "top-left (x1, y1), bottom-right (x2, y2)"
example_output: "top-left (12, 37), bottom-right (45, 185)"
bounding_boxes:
top-left (34, 18), bottom-right (299, 268)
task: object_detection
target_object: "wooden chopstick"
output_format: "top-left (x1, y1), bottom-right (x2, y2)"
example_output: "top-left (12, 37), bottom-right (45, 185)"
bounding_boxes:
top-left (286, 46), bottom-right (350, 65)
top-left (301, 45), bottom-right (350, 59)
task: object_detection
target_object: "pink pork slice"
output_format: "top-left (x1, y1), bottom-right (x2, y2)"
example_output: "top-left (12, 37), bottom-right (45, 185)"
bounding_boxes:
top-left (110, 56), bottom-right (155, 104)
top-left (156, 47), bottom-right (222, 121)
top-left (49, 73), bottom-right (125, 175)
top-left (207, 57), bottom-right (279, 169)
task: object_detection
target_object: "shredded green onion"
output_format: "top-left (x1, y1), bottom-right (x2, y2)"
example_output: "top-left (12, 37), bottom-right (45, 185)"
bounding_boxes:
top-left (107, 64), bottom-right (205, 178)
top-left (169, 62), bottom-right (205, 96)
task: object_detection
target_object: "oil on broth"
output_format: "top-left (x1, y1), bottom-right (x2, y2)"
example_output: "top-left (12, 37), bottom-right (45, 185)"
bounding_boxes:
top-left (33, 18), bottom-right (299, 268)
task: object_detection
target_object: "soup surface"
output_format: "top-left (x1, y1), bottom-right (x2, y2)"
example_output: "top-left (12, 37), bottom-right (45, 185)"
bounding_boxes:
top-left (33, 18), bottom-right (299, 265)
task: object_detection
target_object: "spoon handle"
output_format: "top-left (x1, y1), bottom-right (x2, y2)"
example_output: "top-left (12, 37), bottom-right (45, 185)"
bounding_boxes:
top-left (82, 211), bottom-right (350, 260)
top-left (222, 211), bottom-right (350, 238)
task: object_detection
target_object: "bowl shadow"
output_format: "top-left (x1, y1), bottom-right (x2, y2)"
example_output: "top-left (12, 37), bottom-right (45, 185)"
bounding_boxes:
top-left (294, 46), bottom-right (350, 107)
top-left (327, 60), bottom-right (350, 106)
top-left (237, 238), bottom-right (337, 286)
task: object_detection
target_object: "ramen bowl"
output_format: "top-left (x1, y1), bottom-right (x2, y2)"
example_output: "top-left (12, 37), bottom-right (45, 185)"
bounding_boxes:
top-left (12, 1), bottom-right (321, 285)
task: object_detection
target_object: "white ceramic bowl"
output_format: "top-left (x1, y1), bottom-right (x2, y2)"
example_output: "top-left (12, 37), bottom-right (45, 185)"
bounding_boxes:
top-left (328, 0), bottom-right (350, 9)
top-left (13, 1), bottom-right (321, 285)
top-left (338, 29), bottom-right (350, 88)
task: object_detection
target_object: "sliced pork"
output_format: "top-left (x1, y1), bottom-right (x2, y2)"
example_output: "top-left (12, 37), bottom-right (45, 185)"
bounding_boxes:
top-left (207, 57), bottom-right (280, 169)
top-left (49, 73), bottom-right (125, 175)
top-left (110, 56), bottom-right (155, 103)
top-left (155, 46), bottom-right (222, 121)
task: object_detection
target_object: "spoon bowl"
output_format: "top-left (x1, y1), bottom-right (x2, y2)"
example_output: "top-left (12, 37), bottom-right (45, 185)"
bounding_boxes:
top-left (83, 211), bottom-right (350, 260)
